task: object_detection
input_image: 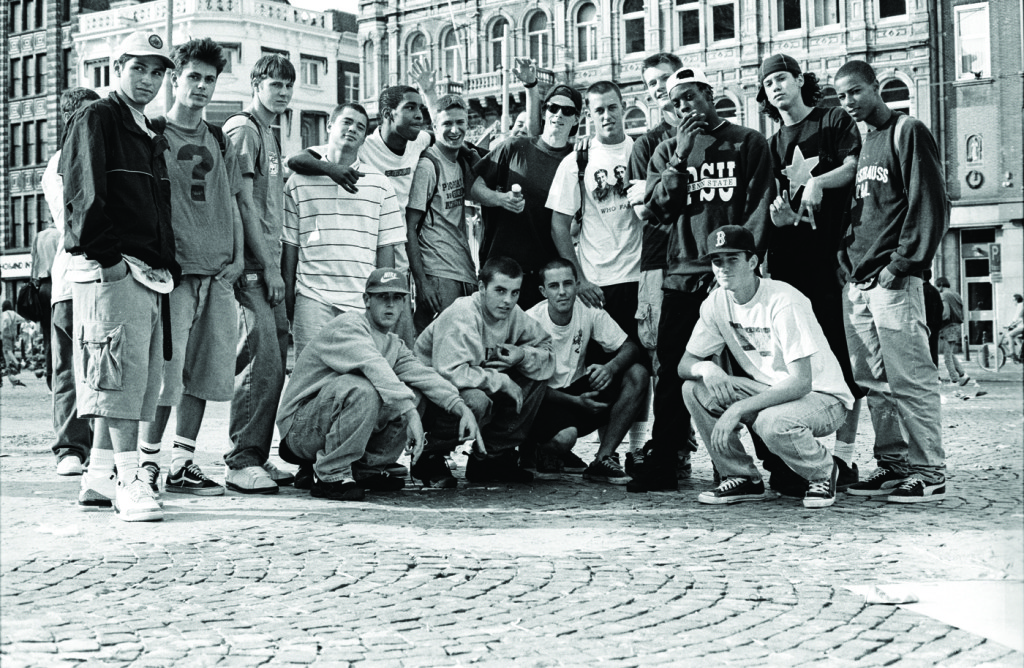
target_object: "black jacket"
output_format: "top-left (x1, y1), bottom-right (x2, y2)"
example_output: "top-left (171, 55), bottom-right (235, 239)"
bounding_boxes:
top-left (60, 90), bottom-right (180, 281)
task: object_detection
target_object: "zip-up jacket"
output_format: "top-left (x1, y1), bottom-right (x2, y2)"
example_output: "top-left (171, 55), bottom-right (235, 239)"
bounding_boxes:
top-left (60, 90), bottom-right (179, 280)
top-left (839, 112), bottom-right (947, 283)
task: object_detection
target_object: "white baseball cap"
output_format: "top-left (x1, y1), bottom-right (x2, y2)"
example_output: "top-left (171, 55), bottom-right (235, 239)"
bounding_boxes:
top-left (665, 66), bottom-right (710, 93)
top-left (113, 31), bottom-right (174, 69)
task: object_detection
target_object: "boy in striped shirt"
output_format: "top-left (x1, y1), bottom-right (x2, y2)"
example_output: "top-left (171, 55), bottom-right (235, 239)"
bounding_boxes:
top-left (282, 103), bottom-right (404, 357)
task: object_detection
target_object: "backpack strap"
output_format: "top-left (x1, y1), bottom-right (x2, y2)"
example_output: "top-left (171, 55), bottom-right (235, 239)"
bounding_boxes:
top-left (418, 152), bottom-right (443, 234)
top-left (574, 137), bottom-right (591, 224)
top-left (225, 110), bottom-right (265, 170)
top-left (149, 115), bottom-right (167, 135)
top-left (203, 120), bottom-right (227, 158)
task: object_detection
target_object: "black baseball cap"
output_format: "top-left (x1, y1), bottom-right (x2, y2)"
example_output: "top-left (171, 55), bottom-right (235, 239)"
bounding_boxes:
top-left (543, 85), bottom-right (583, 115)
top-left (756, 54), bottom-right (802, 102)
top-left (700, 226), bottom-right (757, 262)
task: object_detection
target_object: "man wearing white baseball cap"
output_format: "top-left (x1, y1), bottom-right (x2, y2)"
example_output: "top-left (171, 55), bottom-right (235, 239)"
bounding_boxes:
top-left (630, 66), bottom-right (773, 493)
top-left (59, 30), bottom-right (178, 521)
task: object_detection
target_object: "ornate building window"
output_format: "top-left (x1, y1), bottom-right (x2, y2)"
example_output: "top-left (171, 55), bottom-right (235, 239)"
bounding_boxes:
top-left (409, 33), bottom-right (429, 67)
top-left (711, 2), bottom-right (735, 40)
top-left (878, 0), bottom-right (906, 19)
top-left (443, 30), bottom-right (462, 81)
top-left (714, 97), bottom-right (737, 121)
top-left (623, 0), bottom-right (645, 55)
top-left (820, 86), bottom-right (840, 108)
top-left (813, 0), bottom-right (840, 26)
top-left (577, 3), bottom-right (598, 63)
top-left (955, 3), bottom-right (990, 79)
top-left (777, 0), bottom-right (801, 31)
top-left (881, 79), bottom-right (910, 115)
top-left (676, 0), bottom-right (700, 47)
top-left (624, 107), bottom-right (647, 134)
top-left (527, 12), bottom-right (550, 67)
top-left (490, 18), bottom-right (509, 71)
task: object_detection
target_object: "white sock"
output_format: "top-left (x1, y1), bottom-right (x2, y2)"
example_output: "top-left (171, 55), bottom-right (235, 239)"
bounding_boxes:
top-left (628, 422), bottom-right (649, 453)
top-left (834, 441), bottom-right (856, 466)
top-left (171, 436), bottom-right (197, 473)
top-left (87, 448), bottom-right (115, 478)
top-left (114, 451), bottom-right (139, 485)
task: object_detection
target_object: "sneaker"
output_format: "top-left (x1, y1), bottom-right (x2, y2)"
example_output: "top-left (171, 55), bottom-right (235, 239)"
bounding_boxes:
top-left (114, 475), bottom-right (164, 522)
top-left (957, 374), bottom-right (971, 387)
top-left (697, 477), bottom-right (769, 505)
top-left (583, 455), bottom-right (630, 485)
top-left (466, 452), bottom-right (533, 484)
top-left (411, 453), bottom-right (457, 489)
top-left (310, 475), bottom-right (365, 501)
top-left (846, 467), bottom-right (906, 496)
top-left (293, 464), bottom-right (314, 490)
top-left (886, 477), bottom-right (946, 504)
top-left (78, 471), bottom-right (115, 507)
top-left (262, 460), bottom-right (296, 486)
top-left (356, 472), bottom-right (405, 492)
top-left (57, 456), bottom-right (84, 476)
top-left (835, 457), bottom-right (859, 491)
top-left (385, 462), bottom-right (409, 478)
top-left (803, 463), bottom-right (838, 509)
top-left (624, 450), bottom-right (644, 477)
top-left (140, 463), bottom-right (161, 495)
top-left (534, 443), bottom-right (565, 479)
top-left (626, 453), bottom-right (678, 493)
top-left (560, 451), bottom-right (588, 474)
top-left (677, 450), bottom-right (692, 479)
top-left (224, 465), bottom-right (279, 495)
top-left (165, 462), bottom-right (225, 496)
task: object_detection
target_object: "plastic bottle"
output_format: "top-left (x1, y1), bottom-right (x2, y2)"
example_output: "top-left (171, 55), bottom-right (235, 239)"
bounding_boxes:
top-left (510, 183), bottom-right (523, 202)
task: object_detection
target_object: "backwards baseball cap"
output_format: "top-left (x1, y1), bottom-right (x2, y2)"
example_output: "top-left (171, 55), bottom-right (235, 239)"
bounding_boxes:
top-left (699, 225), bottom-right (757, 262)
top-left (756, 54), bottom-right (802, 102)
top-left (665, 66), bottom-right (710, 94)
top-left (365, 268), bottom-right (410, 295)
top-left (113, 31), bottom-right (174, 70)
top-left (543, 84), bottom-right (583, 115)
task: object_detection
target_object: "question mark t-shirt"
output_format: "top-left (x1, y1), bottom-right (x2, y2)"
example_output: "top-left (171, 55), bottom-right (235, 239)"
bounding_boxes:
top-left (162, 118), bottom-right (243, 276)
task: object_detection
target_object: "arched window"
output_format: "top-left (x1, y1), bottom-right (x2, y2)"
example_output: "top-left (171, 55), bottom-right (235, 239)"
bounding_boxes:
top-left (408, 33), bottom-right (428, 67)
top-left (624, 107), bottom-right (647, 134)
top-left (623, 0), bottom-right (645, 54)
top-left (363, 41), bottom-right (376, 99)
top-left (527, 12), bottom-right (550, 67)
top-left (443, 30), bottom-right (462, 81)
top-left (490, 19), bottom-right (508, 71)
top-left (714, 97), bottom-right (737, 120)
top-left (577, 3), bottom-right (598, 63)
top-left (881, 79), bottom-right (910, 115)
top-left (820, 86), bottom-right (839, 108)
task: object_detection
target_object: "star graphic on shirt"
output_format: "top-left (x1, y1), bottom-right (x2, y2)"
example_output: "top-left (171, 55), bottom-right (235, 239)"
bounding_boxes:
top-left (782, 145), bottom-right (820, 197)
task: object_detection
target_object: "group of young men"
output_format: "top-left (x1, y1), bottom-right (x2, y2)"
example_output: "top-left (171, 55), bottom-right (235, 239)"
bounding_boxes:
top-left (48, 30), bottom-right (950, 522)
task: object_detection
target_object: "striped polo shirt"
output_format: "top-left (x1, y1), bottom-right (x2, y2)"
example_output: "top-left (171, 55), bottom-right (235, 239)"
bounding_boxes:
top-left (282, 157), bottom-right (404, 312)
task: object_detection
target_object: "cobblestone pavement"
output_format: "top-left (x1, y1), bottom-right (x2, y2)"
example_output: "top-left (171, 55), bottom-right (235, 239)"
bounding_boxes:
top-left (2, 365), bottom-right (1022, 667)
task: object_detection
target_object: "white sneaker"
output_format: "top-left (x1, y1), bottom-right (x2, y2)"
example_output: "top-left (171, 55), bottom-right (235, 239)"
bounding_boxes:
top-left (225, 465), bottom-right (278, 494)
top-left (79, 471), bottom-right (116, 507)
top-left (262, 460), bottom-right (296, 486)
top-left (114, 475), bottom-right (164, 522)
top-left (57, 456), bottom-right (85, 476)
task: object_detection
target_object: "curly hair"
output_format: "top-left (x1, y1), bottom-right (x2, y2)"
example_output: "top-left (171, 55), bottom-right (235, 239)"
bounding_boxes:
top-left (173, 38), bottom-right (227, 76)
top-left (759, 71), bottom-right (823, 123)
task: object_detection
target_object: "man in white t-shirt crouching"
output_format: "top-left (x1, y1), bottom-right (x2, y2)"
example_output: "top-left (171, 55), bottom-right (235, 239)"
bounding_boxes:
top-left (678, 226), bottom-right (853, 509)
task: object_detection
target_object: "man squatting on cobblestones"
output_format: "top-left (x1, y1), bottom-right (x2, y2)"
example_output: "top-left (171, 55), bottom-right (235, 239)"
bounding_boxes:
top-left (53, 38), bottom-right (953, 520)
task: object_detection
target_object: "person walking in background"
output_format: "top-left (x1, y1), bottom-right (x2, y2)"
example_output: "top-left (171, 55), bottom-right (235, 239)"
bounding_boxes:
top-left (936, 277), bottom-right (973, 387)
top-left (922, 269), bottom-right (943, 368)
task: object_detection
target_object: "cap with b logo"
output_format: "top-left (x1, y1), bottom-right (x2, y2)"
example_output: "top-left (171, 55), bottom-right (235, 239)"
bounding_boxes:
top-left (113, 31), bottom-right (175, 70)
top-left (699, 225), bottom-right (757, 262)
top-left (365, 268), bottom-right (410, 295)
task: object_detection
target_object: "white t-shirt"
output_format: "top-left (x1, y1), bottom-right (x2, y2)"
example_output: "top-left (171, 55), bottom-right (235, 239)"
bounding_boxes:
top-left (546, 137), bottom-right (642, 287)
top-left (527, 299), bottom-right (627, 388)
top-left (41, 151), bottom-right (72, 304)
top-left (359, 129), bottom-right (432, 219)
top-left (282, 158), bottom-right (404, 312)
top-left (686, 278), bottom-right (854, 409)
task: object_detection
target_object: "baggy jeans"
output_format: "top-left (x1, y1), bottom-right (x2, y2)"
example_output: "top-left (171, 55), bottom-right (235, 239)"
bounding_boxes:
top-left (283, 374), bottom-right (406, 483)
top-left (843, 277), bottom-right (944, 483)
top-left (225, 273), bottom-right (289, 469)
top-left (51, 299), bottom-right (92, 463)
top-left (683, 376), bottom-right (847, 483)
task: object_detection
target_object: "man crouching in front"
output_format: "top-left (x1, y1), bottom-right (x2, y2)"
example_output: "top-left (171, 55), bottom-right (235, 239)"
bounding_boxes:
top-left (678, 226), bottom-right (853, 509)
top-left (276, 269), bottom-right (480, 501)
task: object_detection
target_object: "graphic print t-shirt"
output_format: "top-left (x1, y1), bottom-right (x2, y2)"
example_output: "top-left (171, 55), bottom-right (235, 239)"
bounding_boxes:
top-left (547, 137), bottom-right (641, 286)
top-left (407, 145), bottom-right (476, 284)
top-left (768, 107), bottom-right (860, 285)
top-left (163, 119), bottom-right (243, 275)
top-left (527, 299), bottom-right (627, 388)
top-left (686, 278), bottom-right (853, 408)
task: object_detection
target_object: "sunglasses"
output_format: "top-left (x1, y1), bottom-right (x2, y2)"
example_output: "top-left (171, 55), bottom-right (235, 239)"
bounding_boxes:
top-left (545, 103), bottom-right (577, 117)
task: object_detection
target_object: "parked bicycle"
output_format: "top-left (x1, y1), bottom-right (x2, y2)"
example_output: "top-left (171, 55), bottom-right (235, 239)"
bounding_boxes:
top-left (978, 326), bottom-right (1023, 372)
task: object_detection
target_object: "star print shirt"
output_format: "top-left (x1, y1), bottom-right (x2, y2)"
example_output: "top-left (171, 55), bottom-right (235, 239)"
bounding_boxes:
top-left (768, 107), bottom-right (860, 287)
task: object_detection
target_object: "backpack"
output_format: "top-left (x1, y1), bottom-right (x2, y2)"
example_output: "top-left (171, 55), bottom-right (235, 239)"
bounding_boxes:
top-left (224, 110), bottom-right (281, 173)
top-left (417, 145), bottom-right (480, 233)
top-left (150, 116), bottom-right (227, 158)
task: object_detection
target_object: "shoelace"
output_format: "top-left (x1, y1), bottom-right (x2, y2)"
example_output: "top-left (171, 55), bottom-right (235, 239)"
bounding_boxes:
top-left (864, 468), bottom-right (892, 482)
top-left (893, 478), bottom-right (921, 491)
top-left (716, 477), bottom-right (748, 493)
top-left (179, 463), bottom-right (212, 481)
top-left (600, 456), bottom-right (624, 473)
top-left (141, 464), bottom-right (160, 485)
top-left (807, 479), bottom-right (832, 496)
